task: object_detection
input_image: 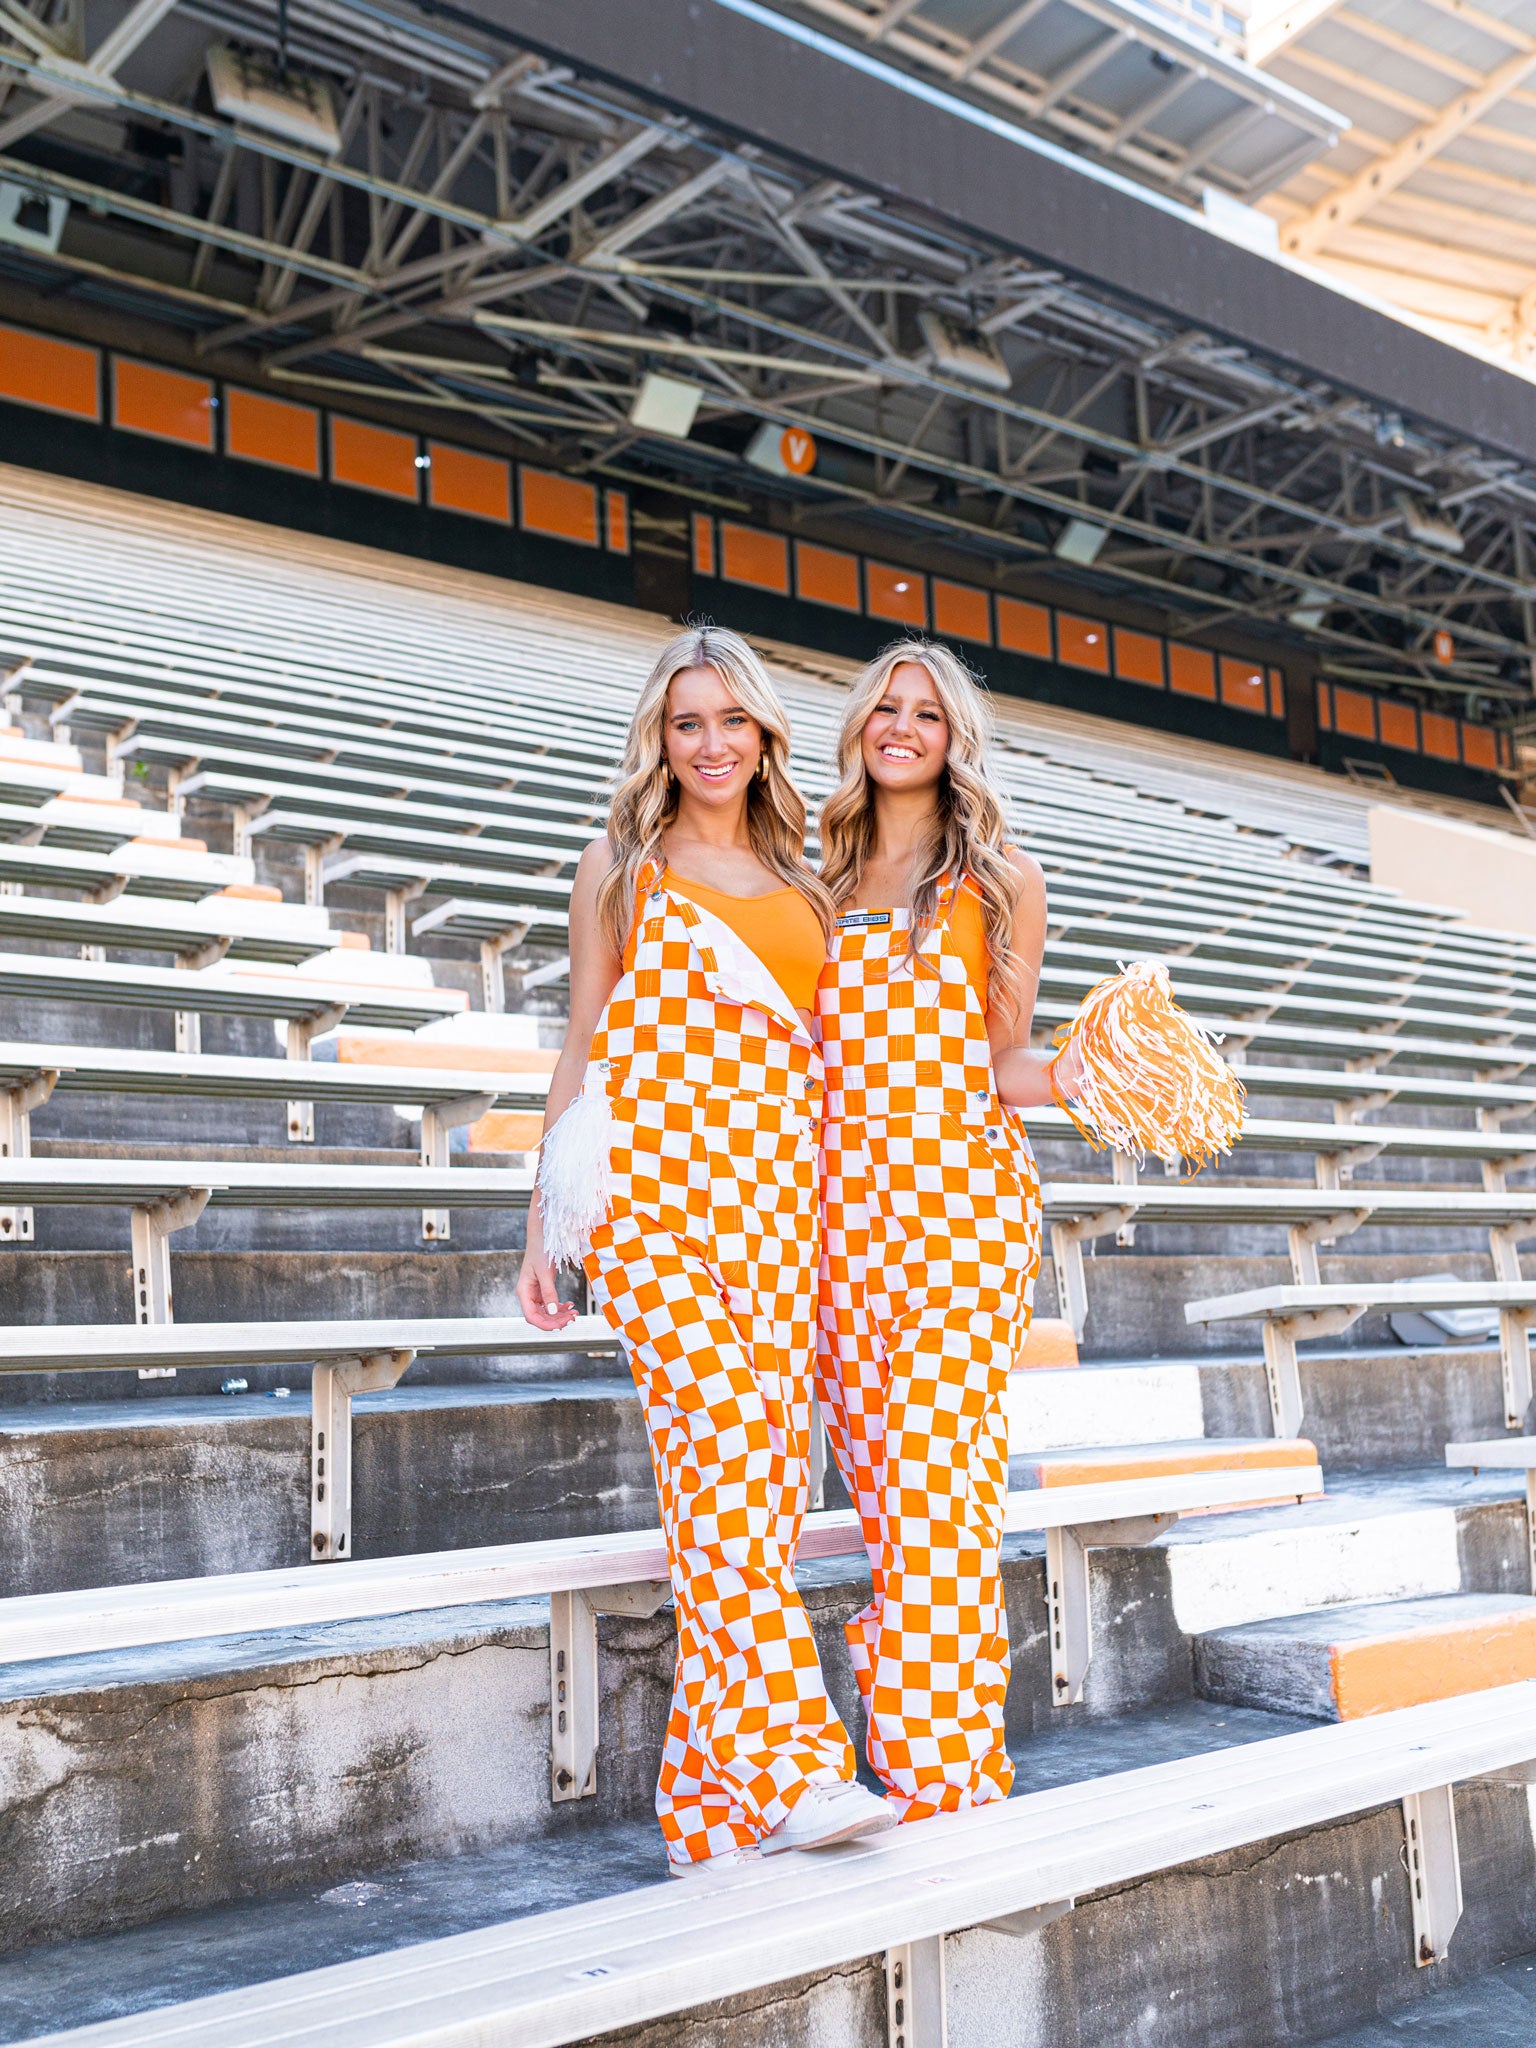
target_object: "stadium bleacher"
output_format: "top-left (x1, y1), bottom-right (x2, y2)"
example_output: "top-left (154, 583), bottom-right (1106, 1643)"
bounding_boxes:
top-left (2, 459), bottom-right (1536, 2047)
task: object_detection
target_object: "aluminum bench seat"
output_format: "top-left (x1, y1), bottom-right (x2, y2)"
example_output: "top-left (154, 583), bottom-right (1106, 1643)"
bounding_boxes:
top-left (17, 1685), bottom-right (1528, 2048)
top-left (0, 1455), bottom-right (1322, 1723)
top-left (0, 1039), bottom-right (545, 1204)
top-left (187, 773), bottom-right (602, 855)
top-left (0, 837), bottom-right (254, 900)
top-left (0, 1313), bottom-right (614, 1561)
top-left (1042, 1181), bottom-right (1536, 1343)
top-left (1186, 1281), bottom-right (1536, 1435)
top-left (0, 891), bottom-right (337, 966)
top-left (0, 950), bottom-right (463, 1031)
top-left (0, 1154), bottom-right (532, 1298)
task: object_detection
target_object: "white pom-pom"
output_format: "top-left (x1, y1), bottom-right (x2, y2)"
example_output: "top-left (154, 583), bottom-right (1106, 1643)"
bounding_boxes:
top-left (536, 1088), bottom-right (613, 1267)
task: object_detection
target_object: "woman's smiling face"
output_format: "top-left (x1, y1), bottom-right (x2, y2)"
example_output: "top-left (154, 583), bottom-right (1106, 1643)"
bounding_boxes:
top-left (663, 664), bottom-right (764, 808)
top-left (860, 659), bottom-right (949, 795)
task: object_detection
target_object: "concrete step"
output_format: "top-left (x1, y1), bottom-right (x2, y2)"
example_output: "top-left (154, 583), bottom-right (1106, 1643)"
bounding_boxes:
top-left (1016, 1346), bottom-right (1512, 1472)
top-left (0, 1253), bottom-right (543, 1367)
top-left (0, 1329), bottom-right (1517, 1600)
top-left (0, 1381), bottom-right (654, 1598)
top-left (1, 1471), bottom-right (1524, 1949)
top-left (5, 1710), bottom-right (1536, 2048)
top-left (1196, 1592), bottom-right (1536, 1721)
top-left (1310, 1947), bottom-right (1536, 2047)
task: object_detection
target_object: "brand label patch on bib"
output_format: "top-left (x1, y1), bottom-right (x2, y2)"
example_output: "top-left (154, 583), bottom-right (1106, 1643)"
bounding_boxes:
top-left (837, 910), bottom-right (893, 930)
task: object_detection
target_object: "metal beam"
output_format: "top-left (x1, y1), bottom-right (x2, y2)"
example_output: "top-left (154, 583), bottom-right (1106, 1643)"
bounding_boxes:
top-left (1247, 0), bottom-right (1347, 65)
top-left (0, 0), bottom-right (178, 147)
top-left (1283, 46), bottom-right (1536, 259)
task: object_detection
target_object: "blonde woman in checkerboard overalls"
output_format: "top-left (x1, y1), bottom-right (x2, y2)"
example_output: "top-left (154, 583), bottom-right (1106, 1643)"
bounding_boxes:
top-left (518, 627), bottom-right (894, 1877)
top-left (816, 638), bottom-right (1076, 1822)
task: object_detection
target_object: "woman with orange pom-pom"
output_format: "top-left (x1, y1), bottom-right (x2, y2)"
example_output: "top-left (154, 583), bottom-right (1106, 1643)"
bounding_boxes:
top-left (813, 639), bottom-right (1242, 1820)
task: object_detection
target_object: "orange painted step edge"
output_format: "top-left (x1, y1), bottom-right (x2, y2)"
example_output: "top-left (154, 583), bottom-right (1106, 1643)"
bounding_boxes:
top-left (1331, 1611), bottom-right (1536, 1719)
top-left (1014, 1317), bottom-right (1078, 1370)
top-left (468, 1109), bottom-right (544, 1151)
top-left (1033, 1440), bottom-right (1316, 1486)
top-left (336, 1037), bottom-right (557, 1073)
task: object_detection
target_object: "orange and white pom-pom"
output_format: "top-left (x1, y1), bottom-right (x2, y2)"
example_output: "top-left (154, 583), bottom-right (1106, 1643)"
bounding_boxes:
top-left (1048, 958), bottom-right (1245, 1173)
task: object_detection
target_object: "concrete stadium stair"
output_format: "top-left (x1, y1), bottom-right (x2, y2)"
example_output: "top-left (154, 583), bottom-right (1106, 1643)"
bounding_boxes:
top-left (4, 472), bottom-right (1536, 2048)
top-left (3, 1469), bottom-right (1526, 1954)
top-left (5, 1702), bottom-right (1536, 2048)
top-left (1196, 1593), bottom-right (1536, 1720)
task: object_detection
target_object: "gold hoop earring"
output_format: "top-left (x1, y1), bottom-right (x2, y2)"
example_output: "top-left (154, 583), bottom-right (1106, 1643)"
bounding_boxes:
top-left (757, 752), bottom-right (769, 781)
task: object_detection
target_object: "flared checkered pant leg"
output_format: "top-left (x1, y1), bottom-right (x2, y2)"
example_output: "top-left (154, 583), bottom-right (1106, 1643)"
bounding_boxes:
top-left (589, 1218), bottom-right (855, 1866)
top-left (862, 1291), bottom-right (1018, 1819)
top-left (814, 1124), bottom-right (891, 1701)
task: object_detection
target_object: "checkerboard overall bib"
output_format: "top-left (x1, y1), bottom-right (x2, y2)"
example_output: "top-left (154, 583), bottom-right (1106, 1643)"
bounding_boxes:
top-left (581, 870), bottom-right (856, 1864)
top-left (815, 880), bottom-right (1042, 1819)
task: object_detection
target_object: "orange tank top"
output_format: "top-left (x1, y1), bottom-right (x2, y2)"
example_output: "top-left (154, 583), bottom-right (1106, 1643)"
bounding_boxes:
top-left (625, 868), bottom-right (826, 1012)
top-left (948, 876), bottom-right (989, 1012)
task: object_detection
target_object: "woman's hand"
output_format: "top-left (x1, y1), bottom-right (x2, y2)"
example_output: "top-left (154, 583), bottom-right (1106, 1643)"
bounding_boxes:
top-left (517, 1199), bottom-right (579, 1331)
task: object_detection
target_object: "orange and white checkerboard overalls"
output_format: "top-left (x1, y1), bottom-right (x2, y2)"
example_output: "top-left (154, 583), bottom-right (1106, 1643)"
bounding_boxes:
top-left (815, 879), bottom-right (1042, 1820)
top-left (581, 869), bottom-right (856, 1865)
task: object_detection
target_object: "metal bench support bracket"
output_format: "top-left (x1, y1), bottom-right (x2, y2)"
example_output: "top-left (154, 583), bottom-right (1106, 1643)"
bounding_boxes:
top-left (286, 1003), bottom-right (347, 1143)
top-left (1048, 1514), bottom-right (1171, 1705)
top-left (0, 1066), bottom-right (57, 1245)
top-left (886, 1937), bottom-right (946, 2048)
top-left (420, 1092), bottom-right (495, 1241)
top-left (550, 1580), bottom-right (671, 1802)
top-left (1403, 1784), bottom-right (1462, 1966)
top-left (130, 1188), bottom-right (212, 1332)
top-left (310, 1347), bottom-right (416, 1562)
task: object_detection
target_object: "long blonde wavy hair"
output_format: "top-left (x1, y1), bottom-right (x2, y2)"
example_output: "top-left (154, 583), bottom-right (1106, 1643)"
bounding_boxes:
top-left (596, 625), bottom-right (834, 956)
top-left (819, 638), bottom-right (1027, 1024)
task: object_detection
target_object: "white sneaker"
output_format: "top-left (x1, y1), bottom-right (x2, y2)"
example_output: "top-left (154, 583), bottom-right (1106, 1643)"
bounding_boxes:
top-left (760, 1781), bottom-right (897, 1855)
top-left (667, 1845), bottom-right (761, 1881)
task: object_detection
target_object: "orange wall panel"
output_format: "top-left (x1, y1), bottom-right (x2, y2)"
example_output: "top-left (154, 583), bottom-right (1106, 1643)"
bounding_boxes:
top-left (692, 512), bottom-right (716, 577)
top-left (1462, 723), bottom-right (1498, 770)
top-left (796, 541), bottom-right (861, 612)
top-left (112, 358), bottom-right (214, 449)
top-left (1219, 656), bottom-right (1267, 714)
top-left (1113, 628), bottom-right (1164, 687)
top-left (1421, 711), bottom-right (1460, 761)
top-left (519, 466), bottom-right (597, 545)
top-left (1168, 644), bottom-right (1216, 700)
top-left (932, 579), bottom-right (990, 643)
top-left (1057, 613), bottom-right (1110, 673)
top-left (1268, 668), bottom-right (1285, 719)
top-left (0, 323), bottom-right (99, 419)
top-left (1332, 687), bottom-right (1377, 741)
top-left (720, 523), bottom-right (790, 595)
top-left (428, 442), bottom-right (510, 522)
top-left (995, 597), bottom-right (1052, 659)
top-left (1316, 681), bottom-right (1334, 730)
top-left (1377, 700), bottom-right (1419, 753)
top-left (866, 561), bottom-right (926, 626)
top-left (225, 387), bottom-right (319, 474)
top-left (605, 489), bottom-right (629, 554)
top-left (331, 416), bottom-right (419, 500)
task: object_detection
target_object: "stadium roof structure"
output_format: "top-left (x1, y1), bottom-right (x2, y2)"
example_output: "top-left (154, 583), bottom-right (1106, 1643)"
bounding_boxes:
top-left (1250, 0), bottom-right (1536, 372)
top-left (0, 0), bottom-right (1534, 736)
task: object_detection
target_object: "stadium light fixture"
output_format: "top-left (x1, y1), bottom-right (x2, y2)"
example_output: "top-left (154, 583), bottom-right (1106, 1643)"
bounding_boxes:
top-left (917, 310), bottom-right (1012, 394)
top-left (0, 181), bottom-right (66, 255)
top-left (630, 372), bottom-right (705, 438)
top-left (1054, 519), bottom-right (1107, 566)
top-left (1394, 493), bottom-right (1465, 556)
